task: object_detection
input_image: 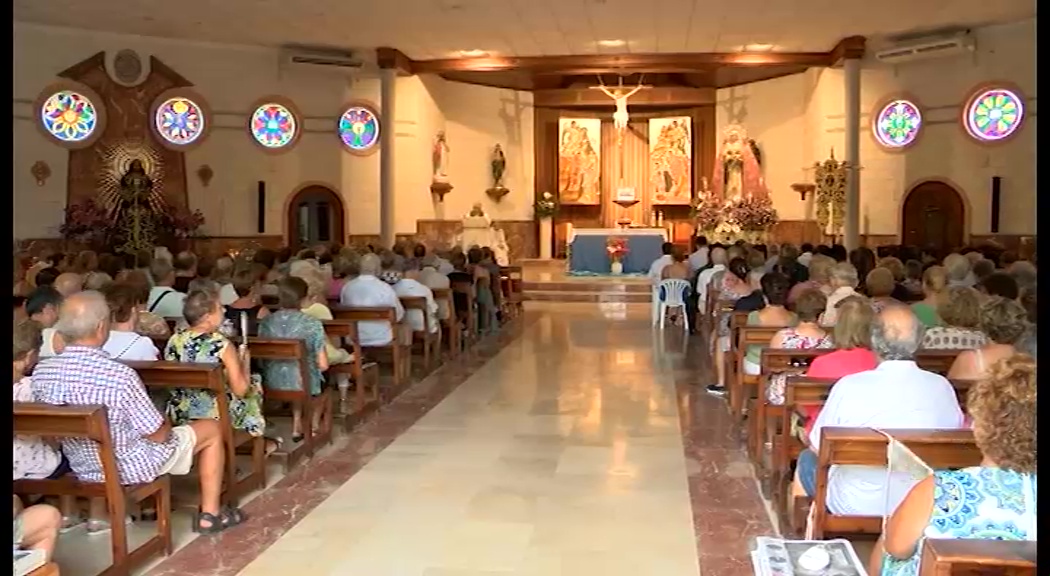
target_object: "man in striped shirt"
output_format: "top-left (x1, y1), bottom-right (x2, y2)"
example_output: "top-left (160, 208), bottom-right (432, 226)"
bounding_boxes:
top-left (31, 291), bottom-right (245, 534)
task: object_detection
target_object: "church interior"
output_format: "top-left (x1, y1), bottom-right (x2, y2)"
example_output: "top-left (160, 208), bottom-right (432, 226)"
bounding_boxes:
top-left (12, 0), bottom-right (1038, 575)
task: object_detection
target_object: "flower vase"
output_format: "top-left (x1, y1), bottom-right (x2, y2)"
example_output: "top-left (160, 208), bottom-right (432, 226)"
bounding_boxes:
top-left (539, 216), bottom-right (553, 260)
top-left (610, 260), bottom-right (624, 275)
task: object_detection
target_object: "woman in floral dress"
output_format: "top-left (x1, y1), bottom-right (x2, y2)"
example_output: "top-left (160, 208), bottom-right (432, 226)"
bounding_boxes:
top-left (165, 289), bottom-right (274, 452)
top-left (870, 354), bottom-right (1037, 575)
top-left (764, 288), bottom-right (834, 405)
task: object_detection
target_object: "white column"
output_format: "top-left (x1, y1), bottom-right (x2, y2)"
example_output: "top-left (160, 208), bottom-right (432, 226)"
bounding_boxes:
top-left (379, 67), bottom-right (397, 248)
top-left (843, 57), bottom-right (861, 250)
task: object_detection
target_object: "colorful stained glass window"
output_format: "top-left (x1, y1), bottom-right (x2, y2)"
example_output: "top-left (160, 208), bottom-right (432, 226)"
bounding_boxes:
top-left (40, 90), bottom-right (99, 143)
top-left (250, 103), bottom-right (298, 149)
top-left (338, 106), bottom-right (380, 152)
top-left (965, 88), bottom-right (1025, 142)
top-left (155, 97), bottom-right (206, 146)
top-left (874, 99), bottom-right (922, 149)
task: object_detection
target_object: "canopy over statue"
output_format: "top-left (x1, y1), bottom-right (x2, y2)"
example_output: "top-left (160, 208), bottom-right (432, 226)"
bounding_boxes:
top-left (455, 203), bottom-right (509, 266)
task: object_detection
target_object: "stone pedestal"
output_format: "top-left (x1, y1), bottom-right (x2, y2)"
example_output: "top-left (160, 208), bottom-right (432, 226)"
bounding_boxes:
top-left (539, 217), bottom-right (553, 259)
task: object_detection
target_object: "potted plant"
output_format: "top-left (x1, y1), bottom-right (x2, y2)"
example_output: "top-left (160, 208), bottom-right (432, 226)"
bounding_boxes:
top-left (606, 236), bottom-right (630, 275)
top-left (58, 198), bottom-right (115, 251)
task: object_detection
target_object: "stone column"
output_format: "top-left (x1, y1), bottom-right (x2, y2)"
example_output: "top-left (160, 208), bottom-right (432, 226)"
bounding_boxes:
top-left (379, 66), bottom-right (397, 248)
top-left (843, 57), bottom-right (861, 250)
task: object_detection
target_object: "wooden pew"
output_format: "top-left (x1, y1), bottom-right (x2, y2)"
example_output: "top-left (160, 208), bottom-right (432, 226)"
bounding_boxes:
top-left (730, 325), bottom-right (783, 422)
top-left (920, 539), bottom-right (1036, 576)
top-left (330, 305), bottom-right (411, 390)
top-left (321, 319), bottom-right (380, 420)
top-left (750, 347), bottom-right (834, 465)
top-left (449, 278), bottom-right (478, 346)
top-left (28, 563), bottom-right (60, 576)
top-left (775, 376), bottom-right (976, 530)
top-left (809, 427), bottom-right (982, 539)
top-left (246, 338), bottom-right (334, 470)
top-left (431, 287), bottom-right (460, 357)
top-left (124, 361), bottom-right (265, 504)
top-left (499, 266), bottom-right (524, 319)
top-left (14, 404), bottom-right (172, 576)
top-left (400, 295), bottom-right (442, 372)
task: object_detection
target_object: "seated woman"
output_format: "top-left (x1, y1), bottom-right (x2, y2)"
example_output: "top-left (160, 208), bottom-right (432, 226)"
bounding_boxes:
top-left (765, 289), bottom-right (834, 405)
top-left (921, 286), bottom-right (987, 350)
top-left (224, 265), bottom-right (270, 337)
top-left (821, 262), bottom-right (860, 325)
top-left (741, 272), bottom-right (796, 377)
top-left (259, 277), bottom-right (330, 443)
top-left (661, 247), bottom-right (690, 280)
top-left (99, 283), bottom-right (161, 361)
top-left (901, 259), bottom-right (924, 298)
top-left (910, 265), bottom-right (947, 328)
top-left (877, 256), bottom-right (915, 302)
top-left (116, 269), bottom-right (171, 339)
top-left (165, 290), bottom-right (272, 451)
top-left (799, 296), bottom-right (877, 435)
top-left (870, 354), bottom-right (1037, 575)
top-left (865, 267), bottom-right (901, 314)
top-left (787, 254), bottom-right (834, 306)
top-left (948, 297), bottom-right (1027, 380)
top-left (706, 258), bottom-right (753, 396)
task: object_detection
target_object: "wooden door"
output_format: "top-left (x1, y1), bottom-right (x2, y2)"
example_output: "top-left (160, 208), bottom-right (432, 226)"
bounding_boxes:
top-left (286, 185), bottom-right (345, 251)
top-left (901, 181), bottom-right (965, 251)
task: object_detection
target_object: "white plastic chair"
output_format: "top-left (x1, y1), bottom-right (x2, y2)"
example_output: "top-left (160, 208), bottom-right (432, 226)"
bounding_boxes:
top-left (657, 279), bottom-right (691, 332)
top-left (650, 284), bottom-right (662, 326)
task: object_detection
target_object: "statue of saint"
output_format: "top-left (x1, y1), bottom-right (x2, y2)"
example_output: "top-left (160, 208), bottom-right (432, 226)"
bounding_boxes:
top-left (115, 159), bottom-right (158, 253)
top-left (710, 125), bottom-right (766, 203)
top-left (491, 144), bottom-right (506, 189)
top-left (432, 130), bottom-right (451, 183)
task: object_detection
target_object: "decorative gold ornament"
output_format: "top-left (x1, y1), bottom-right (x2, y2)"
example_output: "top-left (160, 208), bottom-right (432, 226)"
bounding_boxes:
top-left (30, 161), bottom-right (51, 186)
top-left (813, 149), bottom-right (848, 236)
top-left (197, 164), bottom-right (214, 187)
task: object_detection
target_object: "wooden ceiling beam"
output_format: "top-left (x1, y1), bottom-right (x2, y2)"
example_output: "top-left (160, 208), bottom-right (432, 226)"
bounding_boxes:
top-left (375, 47), bottom-right (414, 75)
top-left (411, 52), bottom-right (834, 75)
top-left (534, 87), bottom-right (716, 108)
top-left (830, 36), bottom-right (867, 64)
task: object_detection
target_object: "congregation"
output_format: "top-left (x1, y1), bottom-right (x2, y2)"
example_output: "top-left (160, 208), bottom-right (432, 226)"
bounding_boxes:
top-left (647, 238), bottom-right (1037, 574)
top-left (12, 240), bottom-right (519, 574)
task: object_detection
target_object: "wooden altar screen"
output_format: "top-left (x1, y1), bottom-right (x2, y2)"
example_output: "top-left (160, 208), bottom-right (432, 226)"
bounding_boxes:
top-left (535, 106), bottom-right (715, 257)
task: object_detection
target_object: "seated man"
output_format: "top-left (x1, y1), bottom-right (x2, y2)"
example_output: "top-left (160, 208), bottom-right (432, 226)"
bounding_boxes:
top-left (24, 286), bottom-right (63, 328)
top-left (146, 258), bottom-right (187, 318)
top-left (31, 291), bottom-right (244, 534)
top-left (53, 273), bottom-right (84, 298)
top-left (339, 253), bottom-right (405, 347)
top-left (796, 305), bottom-right (965, 517)
top-left (397, 269), bottom-right (440, 335)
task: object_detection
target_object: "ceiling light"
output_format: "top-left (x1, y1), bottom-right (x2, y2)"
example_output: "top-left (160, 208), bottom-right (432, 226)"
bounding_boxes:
top-left (458, 49), bottom-right (488, 57)
top-left (742, 43), bottom-right (775, 52)
top-left (598, 39), bottom-right (626, 48)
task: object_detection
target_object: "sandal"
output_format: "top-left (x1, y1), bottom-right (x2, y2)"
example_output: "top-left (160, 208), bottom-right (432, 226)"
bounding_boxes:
top-left (220, 506), bottom-right (247, 529)
top-left (194, 511), bottom-right (226, 535)
top-left (291, 433), bottom-right (304, 444)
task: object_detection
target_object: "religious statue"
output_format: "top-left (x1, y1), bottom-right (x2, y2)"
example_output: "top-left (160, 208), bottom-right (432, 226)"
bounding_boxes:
top-left (432, 130), bottom-right (451, 184)
top-left (114, 159), bottom-right (159, 254)
top-left (486, 144), bottom-right (510, 202)
top-left (454, 203), bottom-right (509, 265)
top-left (593, 77), bottom-right (649, 133)
top-left (710, 124), bottom-right (766, 203)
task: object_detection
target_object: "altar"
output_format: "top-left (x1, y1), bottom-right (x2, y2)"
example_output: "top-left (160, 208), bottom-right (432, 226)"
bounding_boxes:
top-left (568, 228), bottom-right (667, 274)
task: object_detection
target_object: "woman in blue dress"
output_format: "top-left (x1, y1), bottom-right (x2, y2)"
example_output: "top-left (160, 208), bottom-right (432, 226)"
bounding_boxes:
top-left (870, 353), bottom-right (1037, 576)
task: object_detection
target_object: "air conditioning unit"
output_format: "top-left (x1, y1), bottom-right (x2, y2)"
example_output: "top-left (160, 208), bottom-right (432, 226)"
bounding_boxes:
top-left (280, 47), bottom-right (364, 72)
top-left (875, 32), bottom-right (976, 65)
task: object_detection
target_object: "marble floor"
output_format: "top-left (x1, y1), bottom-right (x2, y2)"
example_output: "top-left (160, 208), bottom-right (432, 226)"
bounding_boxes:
top-left (62, 303), bottom-right (776, 576)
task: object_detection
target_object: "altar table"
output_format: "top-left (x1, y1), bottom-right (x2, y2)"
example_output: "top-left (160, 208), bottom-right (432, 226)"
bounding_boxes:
top-left (568, 228), bottom-right (668, 274)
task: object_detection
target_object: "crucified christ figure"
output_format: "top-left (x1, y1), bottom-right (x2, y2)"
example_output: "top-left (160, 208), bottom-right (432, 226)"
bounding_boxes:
top-left (592, 77), bottom-right (648, 132)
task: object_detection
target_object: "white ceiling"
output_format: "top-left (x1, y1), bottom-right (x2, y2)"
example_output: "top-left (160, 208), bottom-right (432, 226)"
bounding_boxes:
top-left (13, 0), bottom-right (1035, 59)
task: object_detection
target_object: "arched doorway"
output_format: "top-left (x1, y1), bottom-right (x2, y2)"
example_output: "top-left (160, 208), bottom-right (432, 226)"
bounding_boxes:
top-left (900, 180), bottom-right (966, 252)
top-left (285, 184), bottom-right (345, 251)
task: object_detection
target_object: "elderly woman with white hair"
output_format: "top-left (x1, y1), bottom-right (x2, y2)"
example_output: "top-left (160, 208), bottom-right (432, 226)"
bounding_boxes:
top-left (821, 262), bottom-right (860, 325)
top-left (943, 253), bottom-right (975, 288)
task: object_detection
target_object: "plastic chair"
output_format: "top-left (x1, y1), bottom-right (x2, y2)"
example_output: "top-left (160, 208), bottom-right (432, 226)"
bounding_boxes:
top-left (650, 284), bottom-right (662, 326)
top-left (657, 279), bottom-right (691, 332)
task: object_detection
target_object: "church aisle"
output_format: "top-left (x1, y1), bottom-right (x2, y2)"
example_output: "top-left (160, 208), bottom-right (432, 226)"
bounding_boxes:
top-left (147, 303), bottom-right (771, 576)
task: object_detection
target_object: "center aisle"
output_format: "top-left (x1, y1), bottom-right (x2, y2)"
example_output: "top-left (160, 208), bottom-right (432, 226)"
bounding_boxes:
top-left (237, 304), bottom-right (701, 576)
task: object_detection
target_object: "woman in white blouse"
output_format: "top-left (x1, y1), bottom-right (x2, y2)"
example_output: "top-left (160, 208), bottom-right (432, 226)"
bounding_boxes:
top-left (44, 285), bottom-right (161, 361)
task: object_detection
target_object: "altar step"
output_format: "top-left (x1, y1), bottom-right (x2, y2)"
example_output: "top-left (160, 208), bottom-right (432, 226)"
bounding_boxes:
top-left (521, 280), bottom-right (653, 303)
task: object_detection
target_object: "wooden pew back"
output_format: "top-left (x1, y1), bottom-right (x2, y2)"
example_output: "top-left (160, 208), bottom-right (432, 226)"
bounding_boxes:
top-left (920, 539), bottom-right (1036, 576)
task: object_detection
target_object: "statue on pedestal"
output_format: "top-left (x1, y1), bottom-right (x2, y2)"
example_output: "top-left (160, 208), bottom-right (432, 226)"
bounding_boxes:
top-left (430, 130), bottom-right (453, 200)
top-left (115, 159), bottom-right (159, 254)
top-left (711, 124), bottom-right (765, 203)
top-left (486, 143), bottom-right (510, 202)
top-left (454, 203), bottom-right (509, 265)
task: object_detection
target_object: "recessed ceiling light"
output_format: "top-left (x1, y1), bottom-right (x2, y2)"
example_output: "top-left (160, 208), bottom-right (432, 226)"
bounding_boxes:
top-left (598, 39), bottom-right (626, 47)
top-left (458, 49), bottom-right (488, 57)
top-left (742, 43), bottom-right (775, 52)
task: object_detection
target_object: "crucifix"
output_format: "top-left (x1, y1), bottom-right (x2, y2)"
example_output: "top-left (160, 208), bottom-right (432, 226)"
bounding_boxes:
top-left (591, 76), bottom-right (650, 141)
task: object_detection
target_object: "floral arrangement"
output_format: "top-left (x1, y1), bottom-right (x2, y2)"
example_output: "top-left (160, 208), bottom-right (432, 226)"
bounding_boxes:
top-left (162, 207), bottom-right (207, 239)
top-left (534, 191), bottom-right (558, 219)
top-left (689, 195), bottom-right (723, 233)
top-left (606, 236), bottom-right (629, 262)
top-left (58, 198), bottom-right (115, 247)
top-left (726, 195), bottom-right (779, 232)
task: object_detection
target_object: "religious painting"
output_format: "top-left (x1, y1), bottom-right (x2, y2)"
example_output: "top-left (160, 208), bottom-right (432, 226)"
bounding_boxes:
top-left (557, 117), bottom-right (601, 205)
top-left (648, 116), bottom-right (692, 205)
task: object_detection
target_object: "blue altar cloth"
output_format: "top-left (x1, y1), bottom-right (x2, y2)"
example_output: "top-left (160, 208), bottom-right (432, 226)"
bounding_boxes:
top-left (569, 232), bottom-right (665, 274)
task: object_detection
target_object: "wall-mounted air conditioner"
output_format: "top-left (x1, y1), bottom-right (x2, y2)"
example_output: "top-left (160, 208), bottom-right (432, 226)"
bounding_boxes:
top-left (280, 47), bottom-right (364, 72)
top-left (875, 31), bottom-right (976, 65)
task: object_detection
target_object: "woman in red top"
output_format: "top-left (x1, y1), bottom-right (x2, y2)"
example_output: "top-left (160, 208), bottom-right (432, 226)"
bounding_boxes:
top-left (800, 295), bottom-right (879, 435)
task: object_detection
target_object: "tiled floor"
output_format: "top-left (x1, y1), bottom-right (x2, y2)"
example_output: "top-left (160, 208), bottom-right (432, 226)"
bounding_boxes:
top-left (59, 303), bottom-right (775, 576)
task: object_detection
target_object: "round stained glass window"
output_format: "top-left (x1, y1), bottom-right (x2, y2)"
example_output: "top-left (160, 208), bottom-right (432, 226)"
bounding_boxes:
top-left (965, 87), bottom-right (1025, 142)
top-left (154, 96), bottom-right (206, 146)
top-left (40, 90), bottom-right (99, 144)
top-left (873, 99), bottom-right (922, 149)
top-left (250, 103), bottom-right (298, 149)
top-left (338, 105), bottom-right (380, 152)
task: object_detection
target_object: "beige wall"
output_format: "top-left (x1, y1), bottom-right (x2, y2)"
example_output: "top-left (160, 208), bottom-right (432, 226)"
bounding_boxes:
top-left (717, 18), bottom-right (1036, 237)
top-left (14, 23), bottom-right (534, 240)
